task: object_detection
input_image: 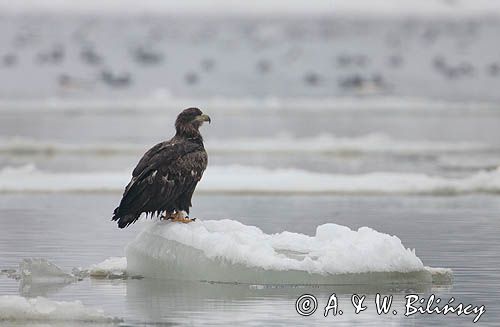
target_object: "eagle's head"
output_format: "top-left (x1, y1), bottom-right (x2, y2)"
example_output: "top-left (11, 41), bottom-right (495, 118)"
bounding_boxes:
top-left (175, 107), bottom-right (211, 138)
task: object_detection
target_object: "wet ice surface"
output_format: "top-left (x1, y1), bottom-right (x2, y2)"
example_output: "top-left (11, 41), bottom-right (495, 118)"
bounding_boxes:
top-left (126, 219), bottom-right (436, 283)
top-left (0, 194), bottom-right (499, 326)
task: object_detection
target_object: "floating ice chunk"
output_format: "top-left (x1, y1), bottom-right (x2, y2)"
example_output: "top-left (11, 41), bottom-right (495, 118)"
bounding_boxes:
top-left (18, 259), bottom-right (77, 296)
top-left (0, 134), bottom-right (492, 156)
top-left (0, 295), bottom-right (121, 323)
top-left (20, 258), bottom-right (75, 284)
top-left (89, 257), bottom-right (128, 279)
top-left (126, 220), bottom-right (449, 285)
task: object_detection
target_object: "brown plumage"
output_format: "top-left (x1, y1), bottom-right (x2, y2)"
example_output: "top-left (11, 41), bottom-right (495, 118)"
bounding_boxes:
top-left (112, 108), bottom-right (210, 228)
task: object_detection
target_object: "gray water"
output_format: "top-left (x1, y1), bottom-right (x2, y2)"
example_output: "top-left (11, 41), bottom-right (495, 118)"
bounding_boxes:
top-left (1, 13), bottom-right (500, 326)
top-left (1, 194), bottom-right (499, 326)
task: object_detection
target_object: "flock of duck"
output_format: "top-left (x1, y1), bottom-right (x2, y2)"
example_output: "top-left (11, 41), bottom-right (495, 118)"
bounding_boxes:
top-left (1, 17), bottom-right (499, 95)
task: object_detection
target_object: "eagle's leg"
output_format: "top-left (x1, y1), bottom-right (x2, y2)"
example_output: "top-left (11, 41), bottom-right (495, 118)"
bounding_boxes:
top-left (169, 210), bottom-right (196, 223)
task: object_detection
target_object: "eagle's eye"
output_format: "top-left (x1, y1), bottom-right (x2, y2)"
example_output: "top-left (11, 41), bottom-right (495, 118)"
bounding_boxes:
top-left (188, 113), bottom-right (200, 122)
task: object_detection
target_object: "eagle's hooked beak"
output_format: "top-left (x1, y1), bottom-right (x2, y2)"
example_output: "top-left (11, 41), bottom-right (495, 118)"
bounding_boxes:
top-left (196, 114), bottom-right (211, 124)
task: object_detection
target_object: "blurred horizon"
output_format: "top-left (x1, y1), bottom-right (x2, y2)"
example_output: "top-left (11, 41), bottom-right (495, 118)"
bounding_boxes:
top-left (1, 0), bottom-right (500, 17)
top-left (2, 0), bottom-right (500, 101)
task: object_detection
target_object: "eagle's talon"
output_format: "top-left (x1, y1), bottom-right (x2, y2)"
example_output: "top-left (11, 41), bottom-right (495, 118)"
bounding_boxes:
top-left (170, 217), bottom-right (195, 223)
top-left (185, 216), bottom-right (196, 222)
top-left (167, 211), bottom-right (195, 223)
top-left (160, 213), bottom-right (172, 220)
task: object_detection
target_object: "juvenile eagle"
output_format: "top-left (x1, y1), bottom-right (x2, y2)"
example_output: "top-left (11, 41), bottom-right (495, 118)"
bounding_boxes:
top-left (112, 108), bottom-right (210, 228)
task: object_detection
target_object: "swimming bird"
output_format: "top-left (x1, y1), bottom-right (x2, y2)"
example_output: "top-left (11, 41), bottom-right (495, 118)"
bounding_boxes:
top-left (112, 108), bottom-right (210, 228)
top-left (100, 70), bottom-right (132, 88)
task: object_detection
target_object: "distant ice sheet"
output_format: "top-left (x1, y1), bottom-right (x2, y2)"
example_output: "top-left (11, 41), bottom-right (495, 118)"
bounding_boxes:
top-left (1, 164), bottom-right (500, 195)
top-left (0, 96), bottom-right (497, 114)
top-left (201, 165), bottom-right (500, 194)
top-left (0, 295), bottom-right (121, 323)
top-left (0, 164), bottom-right (125, 193)
top-left (0, 134), bottom-right (493, 156)
top-left (126, 219), bottom-right (452, 285)
top-left (208, 134), bottom-right (493, 155)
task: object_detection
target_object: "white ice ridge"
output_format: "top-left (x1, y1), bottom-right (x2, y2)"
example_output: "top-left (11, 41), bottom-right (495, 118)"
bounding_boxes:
top-left (0, 134), bottom-right (494, 156)
top-left (210, 134), bottom-right (494, 155)
top-left (1, 164), bottom-right (500, 195)
top-left (126, 219), bottom-right (451, 285)
top-left (0, 295), bottom-right (121, 323)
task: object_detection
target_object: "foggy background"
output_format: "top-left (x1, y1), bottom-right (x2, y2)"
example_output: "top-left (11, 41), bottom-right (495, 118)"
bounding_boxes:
top-left (1, 0), bottom-right (500, 101)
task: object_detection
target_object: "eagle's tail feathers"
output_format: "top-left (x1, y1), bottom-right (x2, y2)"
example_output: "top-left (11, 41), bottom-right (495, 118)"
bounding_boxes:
top-left (112, 208), bottom-right (140, 229)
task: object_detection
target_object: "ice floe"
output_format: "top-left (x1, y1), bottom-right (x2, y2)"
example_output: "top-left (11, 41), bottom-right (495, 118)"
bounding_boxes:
top-left (3, 220), bottom-right (452, 288)
top-left (17, 259), bottom-right (85, 297)
top-left (126, 219), bottom-right (453, 285)
top-left (0, 295), bottom-right (121, 323)
top-left (6, 257), bottom-right (135, 286)
top-left (20, 258), bottom-right (76, 284)
top-left (89, 257), bottom-right (129, 279)
top-left (0, 96), bottom-right (497, 114)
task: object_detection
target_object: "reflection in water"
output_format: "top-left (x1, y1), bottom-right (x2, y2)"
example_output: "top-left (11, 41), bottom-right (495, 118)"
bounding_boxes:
top-left (123, 278), bottom-right (443, 326)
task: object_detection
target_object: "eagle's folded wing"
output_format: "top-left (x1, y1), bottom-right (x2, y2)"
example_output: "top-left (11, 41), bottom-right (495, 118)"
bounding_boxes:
top-left (113, 141), bottom-right (205, 228)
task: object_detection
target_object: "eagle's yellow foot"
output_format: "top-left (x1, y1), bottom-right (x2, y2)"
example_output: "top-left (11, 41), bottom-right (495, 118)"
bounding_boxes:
top-left (171, 216), bottom-right (196, 223)
top-left (168, 211), bottom-right (196, 223)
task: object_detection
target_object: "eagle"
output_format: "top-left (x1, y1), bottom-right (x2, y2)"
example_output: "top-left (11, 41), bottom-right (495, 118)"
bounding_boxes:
top-left (112, 107), bottom-right (210, 228)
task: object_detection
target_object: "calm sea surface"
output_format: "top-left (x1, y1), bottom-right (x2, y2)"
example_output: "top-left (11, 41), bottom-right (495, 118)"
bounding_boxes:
top-left (1, 194), bottom-right (500, 326)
